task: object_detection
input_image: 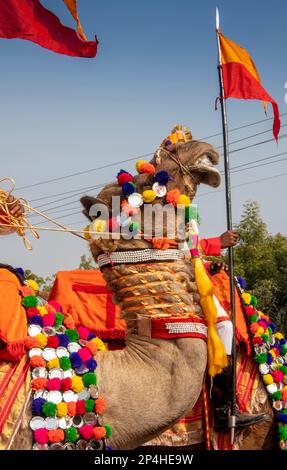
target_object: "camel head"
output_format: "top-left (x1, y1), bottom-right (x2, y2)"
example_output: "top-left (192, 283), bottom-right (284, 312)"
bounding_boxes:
top-left (81, 127), bottom-right (220, 258)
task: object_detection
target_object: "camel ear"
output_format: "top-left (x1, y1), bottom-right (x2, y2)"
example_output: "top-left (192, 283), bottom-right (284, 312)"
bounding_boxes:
top-left (80, 195), bottom-right (97, 221)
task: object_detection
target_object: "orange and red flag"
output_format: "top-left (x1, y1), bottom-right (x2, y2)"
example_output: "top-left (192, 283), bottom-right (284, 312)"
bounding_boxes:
top-left (218, 32), bottom-right (280, 141)
top-left (0, 0), bottom-right (98, 58)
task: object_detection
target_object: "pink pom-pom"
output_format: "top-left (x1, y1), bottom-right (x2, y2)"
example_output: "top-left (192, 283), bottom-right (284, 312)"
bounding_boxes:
top-left (34, 428), bottom-right (48, 444)
top-left (272, 370), bottom-right (284, 383)
top-left (42, 313), bottom-right (56, 327)
top-left (77, 326), bottom-right (90, 340)
top-left (79, 424), bottom-right (94, 440)
top-left (48, 300), bottom-right (61, 312)
top-left (257, 321), bottom-right (267, 331)
top-left (46, 378), bottom-right (62, 391)
top-left (78, 347), bottom-right (92, 362)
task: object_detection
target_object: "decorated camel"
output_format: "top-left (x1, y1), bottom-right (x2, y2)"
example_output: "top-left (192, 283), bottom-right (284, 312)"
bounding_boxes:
top-left (0, 128), bottom-right (284, 451)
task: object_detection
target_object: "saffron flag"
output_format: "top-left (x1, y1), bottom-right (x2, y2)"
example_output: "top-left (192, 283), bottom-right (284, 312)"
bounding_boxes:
top-left (0, 0), bottom-right (98, 58)
top-left (62, 0), bottom-right (87, 41)
top-left (218, 32), bottom-right (280, 141)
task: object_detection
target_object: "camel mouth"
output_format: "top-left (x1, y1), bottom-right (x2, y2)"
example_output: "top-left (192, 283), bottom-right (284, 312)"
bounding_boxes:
top-left (190, 154), bottom-right (221, 188)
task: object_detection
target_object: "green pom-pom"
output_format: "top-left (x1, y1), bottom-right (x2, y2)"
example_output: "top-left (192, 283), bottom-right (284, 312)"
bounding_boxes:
top-left (59, 356), bottom-right (71, 371)
top-left (281, 344), bottom-right (287, 354)
top-left (65, 329), bottom-right (79, 342)
top-left (104, 425), bottom-right (112, 438)
top-left (54, 312), bottom-right (65, 328)
top-left (279, 366), bottom-right (287, 375)
top-left (272, 391), bottom-right (282, 400)
top-left (82, 372), bottom-right (97, 387)
top-left (42, 401), bottom-right (56, 417)
top-left (249, 315), bottom-right (258, 323)
top-left (261, 334), bottom-right (270, 343)
top-left (22, 295), bottom-right (38, 308)
top-left (267, 327), bottom-right (273, 335)
top-left (65, 427), bottom-right (79, 443)
top-left (250, 295), bottom-right (257, 307)
top-left (255, 353), bottom-right (267, 364)
top-left (85, 399), bottom-right (94, 412)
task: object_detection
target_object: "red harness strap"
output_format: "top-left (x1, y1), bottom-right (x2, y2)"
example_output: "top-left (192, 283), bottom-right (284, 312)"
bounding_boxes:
top-left (137, 316), bottom-right (207, 340)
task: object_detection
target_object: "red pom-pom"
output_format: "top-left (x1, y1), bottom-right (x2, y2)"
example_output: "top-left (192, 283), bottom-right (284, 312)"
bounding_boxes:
top-left (79, 424), bottom-right (94, 440)
top-left (108, 217), bottom-right (120, 232)
top-left (138, 162), bottom-right (155, 174)
top-left (46, 378), bottom-right (61, 391)
top-left (34, 428), bottom-right (48, 444)
top-left (93, 426), bottom-right (106, 440)
top-left (245, 306), bottom-right (255, 316)
top-left (62, 377), bottom-right (72, 392)
top-left (42, 313), bottom-right (56, 327)
top-left (27, 307), bottom-right (40, 318)
top-left (76, 400), bottom-right (86, 415)
top-left (272, 370), bottom-right (284, 383)
top-left (78, 347), bottom-right (92, 362)
top-left (166, 189), bottom-right (180, 206)
top-left (118, 172), bottom-right (133, 186)
top-left (95, 397), bottom-right (106, 414)
top-left (77, 326), bottom-right (90, 340)
top-left (47, 335), bottom-right (60, 348)
top-left (252, 337), bottom-right (263, 345)
top-left (48, 429), bottom-right (64, 443)
top-left (273, 347), bottom-right (280, 357)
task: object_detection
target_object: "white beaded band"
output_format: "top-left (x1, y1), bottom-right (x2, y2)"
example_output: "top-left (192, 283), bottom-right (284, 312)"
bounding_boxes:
top-left (97, 249), bottom-right (184, 268)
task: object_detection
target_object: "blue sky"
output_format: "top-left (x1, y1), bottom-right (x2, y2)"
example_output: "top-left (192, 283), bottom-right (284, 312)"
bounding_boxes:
top-left (1, 0), bottom-right (287, 277)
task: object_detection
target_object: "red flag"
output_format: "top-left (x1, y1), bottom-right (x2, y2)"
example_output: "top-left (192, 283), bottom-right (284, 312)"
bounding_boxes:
top-left (0, 0), bottom-right (98, 58)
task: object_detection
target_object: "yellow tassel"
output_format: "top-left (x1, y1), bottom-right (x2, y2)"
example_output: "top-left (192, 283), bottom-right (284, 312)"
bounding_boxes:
top-left (192, 257), bottom-right (228, 377)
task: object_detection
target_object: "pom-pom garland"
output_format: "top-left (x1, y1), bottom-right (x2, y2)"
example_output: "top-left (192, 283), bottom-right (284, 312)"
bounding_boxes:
top-left (22, 285), bottom-right (112, 450)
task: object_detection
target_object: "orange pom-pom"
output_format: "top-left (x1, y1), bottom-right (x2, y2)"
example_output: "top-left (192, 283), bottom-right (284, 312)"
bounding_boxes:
top-left (31, 377), bottom-right (48, 390)
top-left (250, 323), bottom-right (259, 334)
top-left (86, 340), bottom-right (98, 355)
top-left (30, 355), bottom-right (46, 368)
top-left (166, 189), bottom-right (180, 206)
top-left (138, 162), bottom-right (155, 174)
top-left (45, 304), bottom-right (56, 314)
top-left (151, 238), bottom-right (171, 250)
top-left (48, 429), bottom-right (64, 443)
top-left (93, 426), bottom-right (106, 440)
top-left (64, 316), bottom-right (75, 329)
top-left (21, 286), bottom-right (33, 296)
top-left (282, 389), bottom-right (287, 401)
top-left (67, 401), bottom-right (77, 416)
top-left (24, 336), bottom-right (39, 350)
top-left (121, 200), bottom-right (139, 216)
top-left (95, 397), bottom-right (106, 414)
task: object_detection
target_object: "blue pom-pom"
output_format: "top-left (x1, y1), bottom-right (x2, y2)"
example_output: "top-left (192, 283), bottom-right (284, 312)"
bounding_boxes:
top-left (268, 323), bottom-right (276, 333)
top-left (122, 182), bottom-right (135, 196)
top-left (86, 358), bottom-right (97, 371)
top-left (88, 333), bottom-right (96, 341)
top-left (237, 276), bottom-right (247, 290)
top-left (15, 267), bottom-right (25, 277)
top-left (70, 352), bottom-right (82, 369)
top-left (266, 353), bottom-right (274, 365)
top-left (164, 140), bottom-right (172, 147)
top-left (32, 398), bottom-right (46, 415)
top-left (28, 315), bottom-right (43, 327)
top-left (117, 169), bottom-right (126, 177)
top-left (280, 339), bottom-right (287, 345)
top-left (277, 413), bottom-right (287, 424)
top-left (57, 334), bottom-right (70, 348)
top-left (154, 171), bottom-right (170, 186)
top-left (106, 445), bottom-right (113, 451)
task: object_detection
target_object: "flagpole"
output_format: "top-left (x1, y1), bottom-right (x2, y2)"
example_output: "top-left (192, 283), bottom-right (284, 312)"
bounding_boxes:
top-left (216, 8), bottom-right (237, 445)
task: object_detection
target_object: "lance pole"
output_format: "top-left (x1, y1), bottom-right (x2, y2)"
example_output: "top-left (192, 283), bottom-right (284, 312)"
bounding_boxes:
top-left (216, 8), bottom-right (237, 445)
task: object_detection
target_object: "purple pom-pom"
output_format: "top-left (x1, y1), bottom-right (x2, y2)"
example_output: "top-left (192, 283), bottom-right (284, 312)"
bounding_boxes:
top-left (15, 267), bottom-right (25, 277)
top-left (280, 338), bottom-right (287, 345)
top-left (28, 315), bottom-right (43, 327)
top-left (237, 276), bottom-right (247, 290)
top-left (277, 413), bottom-right (287, 424)
top-left (266, 353), bottom-right (274, 365)
top-left (57, 334), bottom-right (70, 348)
top-left (70, 352), bottom-right (82, 369)
top-left (87, 333), bottom-right (96, 341)
top-left (86, 358), bottom-right (97, 371)
top-left (106, 445), bottom-right (113, 451)
top-left (154, 171), bottom-right (170, 186)
top-left (32, 398), bottom-right (46, 415)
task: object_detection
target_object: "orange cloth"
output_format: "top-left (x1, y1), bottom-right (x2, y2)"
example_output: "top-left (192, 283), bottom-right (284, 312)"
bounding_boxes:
top-left (205, 264), bottom-right (251, 354)
top-left (49, 270), bottom-right (125, 340)
top-left (0, 270), bottom-right (27, 362)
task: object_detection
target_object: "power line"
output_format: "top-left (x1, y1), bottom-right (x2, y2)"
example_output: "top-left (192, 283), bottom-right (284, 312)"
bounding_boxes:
top-left (15, 114), bottom-right (287, 192)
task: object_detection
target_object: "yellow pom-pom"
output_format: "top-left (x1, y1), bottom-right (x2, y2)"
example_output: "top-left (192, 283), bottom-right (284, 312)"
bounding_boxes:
top-left (71, 376), bottom-right (84, 393)
top-left (255, 326), bottom-right (265, 336)
top-left (57, 402), bottom-right (67, 418)
top-left (91, 219), bottom-right (107, 234)
top-left (84, 225), bottom-right (91, 240)
top-left (263, 374), bottom-right (274, 385)
top-left (92, 337), bottom-right (106, 351)
top-left (27, 279), bottom-right (39, 291)
top-left (178, 194), bottom-right (191, 207)
top-left (136, 160), bottom-right (146, 172)
top-left (242, 293), bottom-right (252, 305)
top-left (142, 190), bottom-right (156, 203)
top-left (37, 306), bottom-right (48, 316)
top-left (47, 358), bottom-right (60, 369)
top-left (35, 333), bottom-right (47, 349)
top-left (275, 333), bottom-right (284, 340)
top-left (269, 349), bottom-right (277, 360)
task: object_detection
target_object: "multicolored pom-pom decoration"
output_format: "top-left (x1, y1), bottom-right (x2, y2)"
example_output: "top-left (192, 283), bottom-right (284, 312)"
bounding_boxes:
top-left (22, 282), bottom-right (112, 451)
